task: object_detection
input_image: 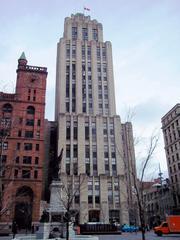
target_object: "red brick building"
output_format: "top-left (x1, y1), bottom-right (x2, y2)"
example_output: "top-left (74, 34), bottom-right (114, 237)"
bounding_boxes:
top-left (0, 53), bottom-right (47, 229)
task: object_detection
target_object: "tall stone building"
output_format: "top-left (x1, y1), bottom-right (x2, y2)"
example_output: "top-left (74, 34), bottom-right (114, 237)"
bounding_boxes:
top-left (55, 13), bottom-right (129, 224)
top-left (161, 104), bottom-right (180, 210)
top-left (0, 53), bottom-right (47, 229)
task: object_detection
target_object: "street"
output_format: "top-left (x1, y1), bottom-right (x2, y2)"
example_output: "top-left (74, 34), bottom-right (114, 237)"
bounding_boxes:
top-left (0, 231), bottom-right (180, 240)
top-left (98, 231), bottom-right (180, 240)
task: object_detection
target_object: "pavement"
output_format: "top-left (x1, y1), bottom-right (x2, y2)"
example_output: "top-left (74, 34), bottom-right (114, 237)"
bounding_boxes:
top-left (0, 231), bottom-right (180, 240)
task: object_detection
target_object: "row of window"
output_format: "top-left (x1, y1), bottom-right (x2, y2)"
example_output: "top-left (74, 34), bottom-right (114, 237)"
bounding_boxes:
top-left (13, 169), bottom-right (38, 179)
top-left (2, 155), bottom-right (39, 165)
top-left (0, 142), bottom-right (40, 151)
top-left (165, 130), bottom-right (180, 145)
top-left (66, 144), bottom-right (115, 159)
top-left (170, 163), bottom-right (180, 174)
top-left (2, 104), bottom-right (36, 115)
top-left (168, 152), bottom-right (180, 164)
top-left (166, 141), bottom-right (180, 155)
top-left (72, 27), bottom-right (98, 41)
top-left (66, 44), bottom-right (106, 61)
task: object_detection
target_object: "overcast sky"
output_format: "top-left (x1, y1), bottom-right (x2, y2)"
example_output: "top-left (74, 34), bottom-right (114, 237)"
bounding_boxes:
top-left (0, 0), bottom-right (180, 179)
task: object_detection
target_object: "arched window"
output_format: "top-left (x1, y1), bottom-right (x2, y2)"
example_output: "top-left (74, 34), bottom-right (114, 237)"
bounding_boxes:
top-left (27, 106), bottom-right (35, 115)
top-left (2, 103), bottom-right (13, 113)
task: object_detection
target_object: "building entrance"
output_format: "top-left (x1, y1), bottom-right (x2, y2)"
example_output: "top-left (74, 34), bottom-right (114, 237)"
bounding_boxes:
top-left (14, 186), bottom-right (33, 230)
top-left (89, 210), bottom-right (100, 222)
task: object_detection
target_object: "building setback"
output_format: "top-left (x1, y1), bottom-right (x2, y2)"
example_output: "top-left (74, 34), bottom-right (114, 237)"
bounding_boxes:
top-left (121, 122), bottom-right (138, 224)
top-left (161, 104), bottom-right (180, 211)
top-left (55, 13), bottom-right (129, 224)
top-left (0, 53), bottom-right (47, 228)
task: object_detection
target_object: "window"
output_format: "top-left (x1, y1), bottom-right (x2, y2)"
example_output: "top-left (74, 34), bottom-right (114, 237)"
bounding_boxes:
top-left (85, 126), bottom-right (89, 140)
top-left (72, 27), bottom-right (77, 40)
top-left (66, 44), bottom-right (70, 58)
top-left (73, 162), bottom-right (78, 175)
top-left (72, 84), bottom-right (76, 97)
top-left (14, 169), bottom-right (18, 178)
top-left (1, 117), bottom-right (11, 127)
top-left (16, 156), bottom-right (20, 163)
top-left (1, 155), bottom-right (7, 163)
top-left (36, 144), bottom-right (39, 151)
top-left (23, 156), bottom-right (32, 164)
top-left (26, 119), bottom-right (34, 126)
top-left (88, 196), bottom-right (93, 204)
top-left (35, 157), bottom-right (39, 165)
top-left (66, 121), bottom-right (71, 140)
top-left (24, 143), bottom-right (32, 151)
top-left (83, 103), bottom-right (86, 113)
top-left (102, 47), bottom-right (106, 60)
top-left (36, 131), bottom-right (40, 138)
top-left (72, 99), bottom-right (76, 112)
top-left (72, 45), bottom-right (76, 58)
top-left (73, 145), bottom-right (78, 158)
top-left (87, 46), bottom-right (91, 59)
top-left (27, 106), bottom-right (35, 115)
top-left (93, 29), bottom-right (98, 41)
top-left (18, 130), bottom-right (22, 137)
top-left (0, 142), bottom-right (8, 150)
top-left (66, 145), bottom-right (70, 158)
top-left (25, 131), bottom-right (33, 138)
top-left (111, 152), bottom-right (116, 158)
top-left (34, 170), bottom-right (38, 179)
top-left (97, 63), bottom-right (101, 72)
top-left (82, 46), bottom-right (85, 59)
top-left (85, 145), bottom-right (90, 158)
top-left (82, 28), bottom-right (88, 40)
top-left (95, 196), bottom-right (100, 204)
top-left (86, 163), bottom-right (90, 175)
top-left (22, 170), bottom-right (31, 179)
top-left (66, 102), bottom-right (70, 112)
top-left (2, 103), bottom-right (13, 113)
top-left (104, 151), bottom-right (109, 158)
top-left (37, 119), bottom-right (41, 126)
top-left (19, 118), bottom-right (23, 124)
top-left (16, 143), bottom-right (21, 150)
top-left (74, 125), bottom-right (77, 140)
top-left (75, 195), bottom-right (79, 204)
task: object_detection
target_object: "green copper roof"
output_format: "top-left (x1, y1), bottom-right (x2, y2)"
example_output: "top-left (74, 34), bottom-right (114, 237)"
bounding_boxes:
top-left (19, 52), bottom-right (26, 60)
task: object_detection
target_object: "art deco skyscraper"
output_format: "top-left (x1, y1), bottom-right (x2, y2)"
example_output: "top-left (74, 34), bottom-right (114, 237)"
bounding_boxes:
top-left (55, 13), bottom-right (129, 224)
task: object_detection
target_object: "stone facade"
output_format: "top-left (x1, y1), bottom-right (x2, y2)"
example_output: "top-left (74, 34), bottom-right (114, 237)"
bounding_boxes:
top-left (161, 104), bottom-right (180, 210)
top-left (0, 54), bottom-right (47, 228)
top-left (121, 122), bottom-right (138, 224)
top-left (55, 13), bottom-right (129, 224)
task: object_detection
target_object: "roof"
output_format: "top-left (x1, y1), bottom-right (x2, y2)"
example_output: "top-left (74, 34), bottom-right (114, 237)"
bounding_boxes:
top-left (19, 52), bottom-right (27, 60)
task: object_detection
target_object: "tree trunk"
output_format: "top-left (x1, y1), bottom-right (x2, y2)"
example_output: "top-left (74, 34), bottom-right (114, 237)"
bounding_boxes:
top-left (66, 221), bottom-right (69, 240)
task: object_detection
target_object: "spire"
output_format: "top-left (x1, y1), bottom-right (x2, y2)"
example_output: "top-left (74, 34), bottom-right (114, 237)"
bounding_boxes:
top-left (19, 52), bottom-right (27, 60)
top-left (18, 52), bottom-right (27, 66)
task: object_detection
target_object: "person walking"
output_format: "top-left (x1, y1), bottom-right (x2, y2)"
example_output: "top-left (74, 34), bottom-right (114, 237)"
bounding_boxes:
top-left (12, 220), bottom-right (17, 239)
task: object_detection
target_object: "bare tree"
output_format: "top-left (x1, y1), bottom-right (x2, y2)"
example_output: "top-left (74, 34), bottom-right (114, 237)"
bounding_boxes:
top-left (116, 122), bottom-right (159, 240)
top-left (130, 132), bottom-right (159, 240)
top-left (59, 174), bottom-right (86, 240)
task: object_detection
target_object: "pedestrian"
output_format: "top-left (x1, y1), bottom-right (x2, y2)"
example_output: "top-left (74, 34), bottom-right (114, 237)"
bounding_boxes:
top-left (12, 220), bottom-right (17, 239)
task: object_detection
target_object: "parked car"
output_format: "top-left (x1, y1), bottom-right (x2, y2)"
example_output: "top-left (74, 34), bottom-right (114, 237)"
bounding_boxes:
top-left (49, 227), bottom-right (62, 238)
top-left (121, 224), bottom-right (139, 232)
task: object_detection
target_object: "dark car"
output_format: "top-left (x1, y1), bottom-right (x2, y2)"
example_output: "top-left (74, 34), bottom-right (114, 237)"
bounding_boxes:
top-left (49, 227), bottom-right (62, 239)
